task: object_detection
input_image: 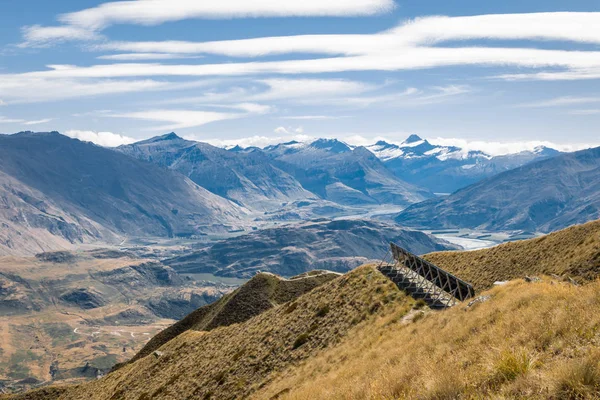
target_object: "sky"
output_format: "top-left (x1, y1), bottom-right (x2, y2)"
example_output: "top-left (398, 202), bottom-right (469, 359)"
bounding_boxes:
top-left (1, 0), bottom-right (600, 153)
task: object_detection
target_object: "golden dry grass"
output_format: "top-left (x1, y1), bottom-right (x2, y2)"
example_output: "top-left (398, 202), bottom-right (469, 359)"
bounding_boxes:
top-left (8, 220), bottom-right (600, 400)
top-left (424, 219), bottom-right (600, 291)
top-left (255, 277), bottom-right (600, 400)
top-left (124, 271), bottom-right (340, 365)
top-left (26, 266), bottom-right (411, 400)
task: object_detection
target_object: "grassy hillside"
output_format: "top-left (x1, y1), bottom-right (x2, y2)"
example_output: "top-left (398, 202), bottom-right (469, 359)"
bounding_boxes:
top-left (124, 270), bottom-right (341, 365)
top-left (28, 266), bottom-right (412, 400)
top-left (424, 219), bottom-right (600, 291)
top-left (7, 220), bottom-right (600, 399)
top-left (259, 278), bottom-right (600, 399)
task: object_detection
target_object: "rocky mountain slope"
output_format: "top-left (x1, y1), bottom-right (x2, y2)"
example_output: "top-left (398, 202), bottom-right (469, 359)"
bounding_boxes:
top-left (262, 139), bottom-right (432, 206)
top-left (117, 134), bottom-right (316, 211)
top-left (396, 146), bottom-right (600, 233)
top-left (367, 135), bottom-right (560, 194)
top-left (0, 132), bottom-right (247, 256)
top-left (165, 219), bottom-right (458, 278)
top-left (0, 249), bottom-right (232, 392)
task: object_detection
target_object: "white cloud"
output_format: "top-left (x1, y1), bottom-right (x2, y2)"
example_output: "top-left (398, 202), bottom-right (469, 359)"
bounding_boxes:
top-left (0, 75), bottom-right (214, 104)
top-left (97, 53), bottom-right (203, 60)
top-left (64, 130), bottom-right (136, 147)
top-left (24, 118), bottom-right (54, 125)
top-left (568, 109), bottom-right (600, 115)
top-left (201, 134), bottom-right (315, 148)
top-left (428, 137), bottom-right (594, 156)
top-left (0, 116), bottom-right (53, 125)
top-left (252, 78), bottom-right (374, 101)
top-left (108, 103), bottom-right (273, 131)
top-left (21, 46), bottom-right (600, 82)
top-left (111, 109), bottom-right (240, 130)
top-left (24, 0), bottom-right (394, 44)
top-left (21, 25), bottom-right (102, 46)
top-left (16, 12), bottom-right (600, 81)
top-left (274, 126), bottom-right (304, 135)
top-left (98, 12), bottom-right (600, 58)
top-left (517, 96), bottom-right (600, 108)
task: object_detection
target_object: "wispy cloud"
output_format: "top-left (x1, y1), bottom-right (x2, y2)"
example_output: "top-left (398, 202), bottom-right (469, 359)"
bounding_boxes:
top-left (568, 109), bottom-right (600, 115)
top-left (21, 25), bottom-right (102, 47)
top-left (280, 115), bottom-right (350, 120)
top-left (11, 12), bottom-right (600, 81)
top-left (518, 96), bottom-right (600, 108)
top-left (110, 103), bottom-right (271, 130)
top-left (64, 129), bottom-right (136, 146)
top-left (0, 76), bottom-right (214, 104)
top-left (97, 53), bottom-right (203, 61)
top-left (428, 137), bottom-right (595, 155)
top-left (0, 116), bottom-right (53, 125)
top-left (22, 0), bottom-right (394, 45)
top-left (24, 118), bottom-right (54, 125)
top-left (200, 134), bottom-right (316, 149)
top-left (274, 126), bottom-right (304, 135)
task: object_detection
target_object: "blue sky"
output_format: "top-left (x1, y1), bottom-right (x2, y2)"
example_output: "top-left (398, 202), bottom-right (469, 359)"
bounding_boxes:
top-left (1, 0), bottom-right (600, 153)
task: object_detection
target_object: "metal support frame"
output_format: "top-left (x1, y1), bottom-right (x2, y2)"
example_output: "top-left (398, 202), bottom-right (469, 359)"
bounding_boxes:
top-left (383, 243), bottom-right (475, 308)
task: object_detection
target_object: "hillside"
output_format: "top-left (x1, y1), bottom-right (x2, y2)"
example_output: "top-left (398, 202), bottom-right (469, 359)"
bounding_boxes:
top-left (125, 270), bottom-right (340, 365)
top-left (117, 134), bottom-right (316, 211)
top-left (0, 132), bottom-right (247, 255)
top-left (258, 277), bottom-right (600, 399)
top-left (0, 249), bottom-right (231, 391)
top-left (396, 146), bottom-right (600, 232)
top-left (165, 219), bottom-right (458, 277)
top-left (15, 265), bottom-right (411, 399)
top-left (263, 139), bottom-right (432, 206)
top-left (424, 218), bottom-right (600, 291)
top-left (8, 221), bottom-right (600, 399)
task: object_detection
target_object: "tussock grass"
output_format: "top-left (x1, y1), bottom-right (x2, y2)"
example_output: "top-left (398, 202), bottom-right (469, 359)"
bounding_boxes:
top-left (256, 278), bottom-right (600, 400)
top-left (425, 219), bottom-right (600, 291)
top-left (37, 266), bottom-right (410, 400)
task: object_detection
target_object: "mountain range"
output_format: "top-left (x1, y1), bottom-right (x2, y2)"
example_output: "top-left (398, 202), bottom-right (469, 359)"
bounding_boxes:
top-left (0, 132), bottom-right (246, 255)
top-left (0, 131), bottom-right (584, 257)
top-left (165, 219), bottom-right (457, 278)
top-left (260, 138), bottom-right (433, 206)
top-left (366, 134), bottom-right (561, 193)
top-left (117, 133), bottom-right (316, 211)
top-left (396, 146), bottom-right (600, 233)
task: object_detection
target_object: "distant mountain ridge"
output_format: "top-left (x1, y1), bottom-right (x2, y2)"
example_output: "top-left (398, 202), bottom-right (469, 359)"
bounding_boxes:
top-left (117, 133), bottom-right (316, 211)
top-left (396, 146), bottom-right (600, 233)
top-left (260, 138), bottom-right (433, 206)
top-left (0, 132), bottom-right (246, 255)
top-left (165, 219), bottom-right (458, 278)
top-left (225, 134), bottom-right (562, 194)
top-left (365, 135), bottom-right (561, 193)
